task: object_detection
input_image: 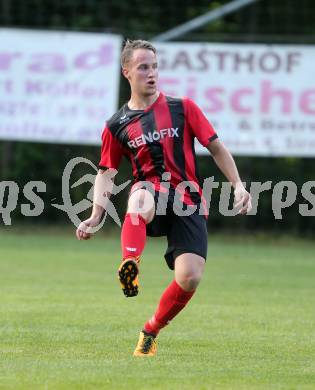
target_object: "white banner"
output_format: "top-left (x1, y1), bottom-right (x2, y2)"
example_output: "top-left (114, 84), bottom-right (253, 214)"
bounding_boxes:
top-left (0, 29), bottom-right (122, 145)
top-left (156, 42), bottom-right (315, 156)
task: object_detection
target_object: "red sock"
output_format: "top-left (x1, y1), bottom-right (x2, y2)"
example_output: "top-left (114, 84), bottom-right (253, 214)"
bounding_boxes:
top-left (143, 280), bottom-right (195, 336)
top-left (121, 213), bottom-right (146, 259)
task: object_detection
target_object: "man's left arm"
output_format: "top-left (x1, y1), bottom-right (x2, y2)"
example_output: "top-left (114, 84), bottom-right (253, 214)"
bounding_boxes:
top-left (207, 138), bottom-right (252, 215)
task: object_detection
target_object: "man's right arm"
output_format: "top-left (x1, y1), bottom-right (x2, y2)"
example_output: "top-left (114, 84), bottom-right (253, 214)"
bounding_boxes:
top-left (76, 169), bottom-right (114, 240)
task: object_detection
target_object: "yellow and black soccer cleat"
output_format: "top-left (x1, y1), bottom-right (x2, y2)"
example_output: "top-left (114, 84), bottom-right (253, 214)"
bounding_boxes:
top-left (118, 257), bottom-right (140, 297)
top-left (133, 331), bottom-right (157, 357)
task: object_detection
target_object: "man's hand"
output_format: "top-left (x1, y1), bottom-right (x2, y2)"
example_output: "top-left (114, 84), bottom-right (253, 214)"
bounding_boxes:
top-left (234, 184), bottom-right (252, 215)
top-left (76, 215), bottom-right (101, 240)
top-left (207, 140), bottom-right (252, 215)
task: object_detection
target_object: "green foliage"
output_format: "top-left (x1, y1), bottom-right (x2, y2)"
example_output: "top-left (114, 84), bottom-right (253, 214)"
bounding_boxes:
top-left (2, 1), bottom-right (314, 40)
top-left (198, 156), bottom-right (315, 235)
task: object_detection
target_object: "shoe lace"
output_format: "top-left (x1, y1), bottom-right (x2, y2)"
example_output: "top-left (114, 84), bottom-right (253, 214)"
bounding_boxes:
top-left (142, 334), bottom-right (154, 353)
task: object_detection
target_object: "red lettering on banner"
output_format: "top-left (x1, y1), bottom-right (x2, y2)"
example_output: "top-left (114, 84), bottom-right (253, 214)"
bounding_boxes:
top-left (0, 53), bottom-right (21, 70)
top-left (231, 89), bottom-right (254, 113)
top-left (28, 54), bottom-right (66, 72)
top-left (74, 44), bottom-right (113, 69)
top-left (201, 82), bottom-right (315, 115)
top-left (300, 90), bottom-right (315, 115)
top-left (158, 78), bottom-right (179, 97)
top-left (261, 81), bottom-right (292, 113)
top-left (0, 45), bottom-right (114, 73)
top-left (204, 88), bottom-right (224, 113)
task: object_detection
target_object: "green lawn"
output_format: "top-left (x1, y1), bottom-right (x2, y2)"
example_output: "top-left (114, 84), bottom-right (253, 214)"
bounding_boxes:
top-left (0, 229), bottom-right (314, 389)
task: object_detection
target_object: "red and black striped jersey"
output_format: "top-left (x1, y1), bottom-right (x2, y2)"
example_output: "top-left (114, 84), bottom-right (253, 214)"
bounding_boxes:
top-left (99, 92), bottom-right (218, 208)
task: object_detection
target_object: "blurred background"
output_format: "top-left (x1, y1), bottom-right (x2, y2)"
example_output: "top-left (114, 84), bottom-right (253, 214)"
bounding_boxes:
top-left (1, 0), bottom-right (314, 235)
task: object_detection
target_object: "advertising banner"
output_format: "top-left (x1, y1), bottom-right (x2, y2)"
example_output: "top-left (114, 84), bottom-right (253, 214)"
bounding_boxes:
top-left (0, 29), bottom-right (122, 144)
top-left (157, 42), bottom-right (315, 156)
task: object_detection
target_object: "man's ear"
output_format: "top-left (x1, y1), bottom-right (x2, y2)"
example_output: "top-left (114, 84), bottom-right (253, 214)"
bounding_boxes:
top-left (122, 67), bottom-right (129, 80)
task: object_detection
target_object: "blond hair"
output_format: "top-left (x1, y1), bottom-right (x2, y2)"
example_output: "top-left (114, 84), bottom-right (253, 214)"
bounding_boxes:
top-left (121, 39), bottom-right (156, 68)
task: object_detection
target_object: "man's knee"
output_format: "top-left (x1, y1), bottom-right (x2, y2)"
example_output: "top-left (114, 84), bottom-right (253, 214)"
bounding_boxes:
top-left (174, 254), bottom-right (205, 291)
top-left (127, 189), bottom-right (155, 224)
top-left (178, 271), bottom-right (202, 291)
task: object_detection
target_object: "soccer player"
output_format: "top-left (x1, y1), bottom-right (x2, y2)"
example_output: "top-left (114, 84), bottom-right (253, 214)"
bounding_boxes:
top-left (76, 40), bottom-right (252, 356)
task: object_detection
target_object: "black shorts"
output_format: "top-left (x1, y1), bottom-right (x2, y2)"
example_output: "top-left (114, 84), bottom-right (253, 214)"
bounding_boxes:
top-left (145, 189), bottom-right (208, 270)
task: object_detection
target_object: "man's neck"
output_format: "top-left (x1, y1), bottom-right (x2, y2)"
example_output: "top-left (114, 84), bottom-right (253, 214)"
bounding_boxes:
top-left (128, 91), bottom-right (160, 110)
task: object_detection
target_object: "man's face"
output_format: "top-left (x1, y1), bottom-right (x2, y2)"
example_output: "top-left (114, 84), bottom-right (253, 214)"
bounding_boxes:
top-left (123, 49), bottom-right (158, 97)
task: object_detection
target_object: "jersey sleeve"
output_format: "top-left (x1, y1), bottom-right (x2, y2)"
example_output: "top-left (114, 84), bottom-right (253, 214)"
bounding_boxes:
top-left (98, 126), bottom-right (124, 170)
top-left (184, 98), bottom-right (218, 147)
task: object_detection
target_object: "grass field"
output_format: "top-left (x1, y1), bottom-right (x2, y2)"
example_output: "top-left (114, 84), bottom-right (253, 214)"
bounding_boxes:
top-left (0, 229), bottom-right (314, 389)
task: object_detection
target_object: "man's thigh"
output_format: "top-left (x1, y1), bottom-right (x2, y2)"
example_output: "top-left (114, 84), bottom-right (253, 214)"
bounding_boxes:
top-left (164, 213), bottom-right (208, 270)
